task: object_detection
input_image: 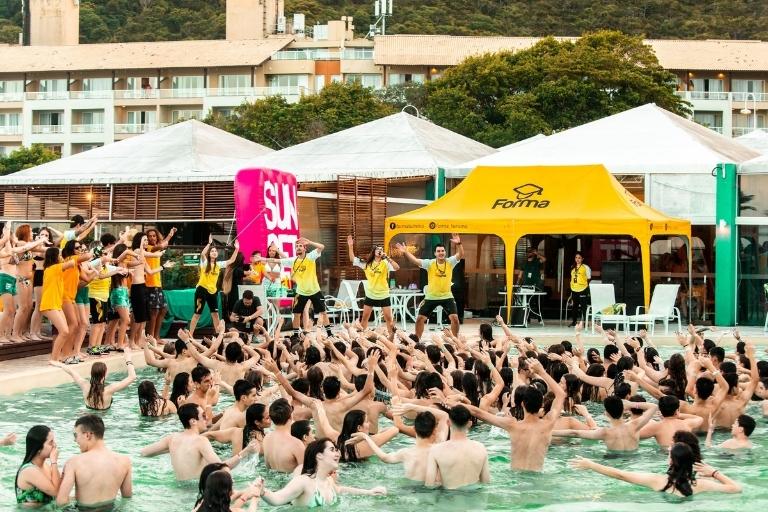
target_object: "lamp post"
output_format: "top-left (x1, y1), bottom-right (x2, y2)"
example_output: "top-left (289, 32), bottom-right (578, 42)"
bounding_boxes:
top-left (739, 91), bottom-right (758, 133)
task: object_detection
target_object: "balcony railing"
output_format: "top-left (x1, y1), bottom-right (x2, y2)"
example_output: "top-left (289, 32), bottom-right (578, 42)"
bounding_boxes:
top-left (0, 92), bottom-right (24, 102)
top-left (207, 86), bottom-right (307, 97)
top-left (676, 91), bottom-right (768, 102)
top-left (114, 89), bottom-right (160, 100)
top-left (158, 88), bottom-right (206, 99)
top-left (69, 90), bottom-right (114, 100)
top-left (272, 49), bottom-right (341, 60)
top-left (71, 123), bottom-right (104, 133)
top-left (25, 91), bottom-right (69, 100)
top-left (732, 127), bottom-right (768, 136)
top-left (31, 124), bottom-right (64, 134)
top-left (114, 123), bottom-right (168, 134)
top-left (0, 126), bottom-right (22, 135)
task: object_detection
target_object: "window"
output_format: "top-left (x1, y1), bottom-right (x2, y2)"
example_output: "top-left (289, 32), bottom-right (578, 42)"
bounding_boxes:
top-left (79, 110), bottom-right (104, 125)
top-left (267, 75), bottom-right (309, 88)
top-left (342, 48), bottom-right (374, 60)
top-left (0, 80), bottom-right (23, 99)
top-left (388, 73), bottom-right (425, 86)
top-left (0, 112), bottom-right (21, 127)
top-left (82, 78), bottom-right (112, 91)
top-left (126, 110), bottom-right (157, 125)
top-left (218, 74), bottom-right (250, 91)
top-left (345, 74), bottom-right (382, 89)
top-left (689, 78), bottom-right (725, 99)
top-left (212, 107), bottom-right (233, 118)
top-left (732, 79), bottom-right (765, 101)
top-left (39, 79), bottom-right (66, 92)
top-left (692, 111), bottom-right (723, 132)
top-left (315, 75), bottom-right (326, 92)
top-left (171, 109), bottom-right (203, 123)
top-left (171, 76), bottom-right (204, 90)
top-left (126, 77), bottom-right (158, 90)
top-left (38, 111), bottom-right (62, 126)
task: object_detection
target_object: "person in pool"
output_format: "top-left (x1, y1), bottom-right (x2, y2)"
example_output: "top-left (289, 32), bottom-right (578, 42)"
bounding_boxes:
top-left (425, 404), bottom-right (490, 489)
top-left (195, 468), bottom-right (262, 512)
top-left (552, 397), bottom-right (658, 451)
top-left (56, 415), bottom-right (133, 509)
top-left (140, 403), bottom-right (258, 481)
top-left (706, 413), bottom-right (756, 450)
top-left (15, 425), bottom-right (60, 506)
top-left (260, 438), bottom-right (386, 507)
top-left (570, 442), bottom-right (742, 496)
top-left (49, 347), bottom-right (136, 410)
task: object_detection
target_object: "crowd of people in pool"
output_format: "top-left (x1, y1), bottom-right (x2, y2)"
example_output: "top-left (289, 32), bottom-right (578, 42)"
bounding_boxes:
top-left (0, 220), bottom-right (766, 510)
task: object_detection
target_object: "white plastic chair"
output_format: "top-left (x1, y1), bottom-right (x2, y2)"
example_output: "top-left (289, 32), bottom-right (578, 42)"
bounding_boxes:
top-left (587, 283), bottom-right (617, 333)
top-left (237, 284), bottom-right (278, 334)
top-left (324, 280), bottom-right (363, 324)
top-left (628, 284), bottom-right (681, 335)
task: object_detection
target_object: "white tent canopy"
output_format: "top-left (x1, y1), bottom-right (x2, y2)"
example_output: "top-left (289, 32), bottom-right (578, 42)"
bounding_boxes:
top-left (736, 129), bottom-right (768, 156)
top-left (448, 104), bottom-right (758, 177)
top-left (446, 104), bottom-right (759, 224)
top-left (0, 120), bottom-right (273, 185)
top-left (243, 112), bottom-right (495, 182)
top-left (739, 153), bottom-right (768, 174)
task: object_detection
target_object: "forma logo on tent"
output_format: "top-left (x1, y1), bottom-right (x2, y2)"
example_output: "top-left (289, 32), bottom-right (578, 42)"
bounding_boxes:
top-left (492, 183), bottom-right (550, 209)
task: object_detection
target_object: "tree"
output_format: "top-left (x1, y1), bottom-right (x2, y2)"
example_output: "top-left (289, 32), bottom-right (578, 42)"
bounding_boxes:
top-left (0, 145), bottom-right (60, 175)
top-left (423, 31), bottom-right (691, 147)
top-left (207, 82), bottom-right (394, 149)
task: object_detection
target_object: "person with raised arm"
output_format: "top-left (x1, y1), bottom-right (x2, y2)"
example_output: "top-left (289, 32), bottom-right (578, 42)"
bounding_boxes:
top-left (145, 227), bottom-right (177, 341)
top-left (395, 233), bottom-right (464, 340)
top-left (189, 235), bottom-right (240, 337)
top-left (347, 235), bottom-right (400, 334)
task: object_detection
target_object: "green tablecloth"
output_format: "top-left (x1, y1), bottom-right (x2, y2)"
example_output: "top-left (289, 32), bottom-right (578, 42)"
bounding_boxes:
top-left (161, 289), bottom-right (222, 337)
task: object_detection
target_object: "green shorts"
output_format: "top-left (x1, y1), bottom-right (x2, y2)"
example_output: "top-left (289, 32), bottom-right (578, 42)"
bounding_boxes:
top-left (75, 287), bottom-right (90, 305)
top-left (109, 287), bottom-right (130, 309)
top-left (0, 272), bottom-right (17, 296)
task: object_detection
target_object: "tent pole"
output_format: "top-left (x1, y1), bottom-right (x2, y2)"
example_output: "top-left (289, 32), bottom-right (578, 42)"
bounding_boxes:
top-left (504, 234), bottom-right (517, 325)
top-left (640, 234), bottom-right (652, 310)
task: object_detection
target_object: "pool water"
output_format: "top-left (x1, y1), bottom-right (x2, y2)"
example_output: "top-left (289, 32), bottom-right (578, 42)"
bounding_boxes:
top-left (1, 359), bottom-right (768, 511)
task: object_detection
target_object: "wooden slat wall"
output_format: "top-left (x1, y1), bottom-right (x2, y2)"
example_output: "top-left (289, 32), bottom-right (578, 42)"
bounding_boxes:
top-left (335, 176), bottom-right (388, 279)
top-left (0, 182), bottom-right (234, 221)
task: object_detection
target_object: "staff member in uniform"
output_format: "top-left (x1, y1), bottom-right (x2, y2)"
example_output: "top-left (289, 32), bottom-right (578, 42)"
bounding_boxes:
top-left (396, 234), bottom-right (464, 340)
top-left (569, 251), bottom-right (591, 327)
top-left (188, 235), bottom-right (240, 337)
top-left (267, 237), bottom-right (329, 336)
top-left (347, 235), bottom-right (400, 334)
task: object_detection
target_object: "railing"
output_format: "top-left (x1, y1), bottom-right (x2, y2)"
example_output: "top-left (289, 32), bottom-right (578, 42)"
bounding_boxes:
top-left (71, 123), bottom-right (104, 133)
top-left (676, 91), bottom-right (768, 102)
top-left (114, 123), bottom-right (166, 134)
top-left (0, 126), bottom-right (22, 135)
top-left (0, 92), bottom-right (24, 102)
top-left (159, 88), bottom-right (206, 99)
top-left (25, 91), bottom-right (69, 100)
top-left (69, 90), bottom-right (114, 100)
top-left (342, 48), bottom-right (374, 60)
top-left (207, 86), bottom-right (307, 97)
top-left (732, 127), bottom-right (768, 136)
top-left (31, 124), bottom-right (64, 134)
top-left (114, 89), bottom-right (160, 100)
top-left (272, 49), bottom-right (341, 60)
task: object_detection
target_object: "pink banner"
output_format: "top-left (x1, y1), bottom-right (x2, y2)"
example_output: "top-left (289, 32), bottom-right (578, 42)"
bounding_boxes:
top-left (234, 168), bottom-right (299, 259)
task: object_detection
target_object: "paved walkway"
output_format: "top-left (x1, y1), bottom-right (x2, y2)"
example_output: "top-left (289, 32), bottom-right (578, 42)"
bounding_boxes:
top-left (0, 320), bottom-right (765, 396)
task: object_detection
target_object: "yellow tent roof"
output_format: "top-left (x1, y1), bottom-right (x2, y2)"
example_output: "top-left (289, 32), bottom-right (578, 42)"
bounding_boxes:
top-left (386, 165), bottom-right (690, 237)
top-left (384, 165), bottom-right (691, 309)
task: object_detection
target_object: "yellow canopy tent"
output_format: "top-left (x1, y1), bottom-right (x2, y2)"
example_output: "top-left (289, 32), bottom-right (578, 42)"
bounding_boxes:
top-left (384, 165), bottom-right (691, 320)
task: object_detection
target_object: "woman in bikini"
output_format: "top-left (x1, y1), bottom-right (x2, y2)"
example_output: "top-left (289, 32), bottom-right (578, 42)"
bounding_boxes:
top-left (12, 224), bottom-right (46, 341)
top-left (260, 438), bottom-right (386, 507)
top-left (50, 347), bottom-right (136, 410)
top-left (138, 380), bottom-right (177, 417)
top-left (15, 425), bottom-right (61, 507)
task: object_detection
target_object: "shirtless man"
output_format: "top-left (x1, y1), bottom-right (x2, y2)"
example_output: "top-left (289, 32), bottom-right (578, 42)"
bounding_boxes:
top-left (140, 403), bottom-right (256, 481)
top-left (261, 398), bottom-right (307, 473)
top-left (216, 380), bottom-right (258, 430)
top-left (265, 352), bottom-right (377, 432)
top-left (186, 365), bottom-right (220, 423)
top-left (185, 325), bottom-right (259, 387)
top-left (712, 344), bottom-right (758, 429)
top-left (707, 414), bottom-right (755, 450)
top-left (680, 356), bottom-right (730, 432)
top-left (553, 396), bottom-right (658, 451)
top-left (638, 395), bottom-right (703, 447)
top-left (355, 403), bottom-right (449, 482)
top-left (144, 338), bottom-right (198, 382)
top-left (467, 359), bottom-right (566, 472)
top-left (425, 405), bottom-right (490, 489)
top-left (56, 415), bottom-right (132, 509)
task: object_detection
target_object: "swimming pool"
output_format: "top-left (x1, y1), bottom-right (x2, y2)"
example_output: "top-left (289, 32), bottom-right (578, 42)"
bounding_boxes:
top-left (1, 360), bottom-right (767, 511)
